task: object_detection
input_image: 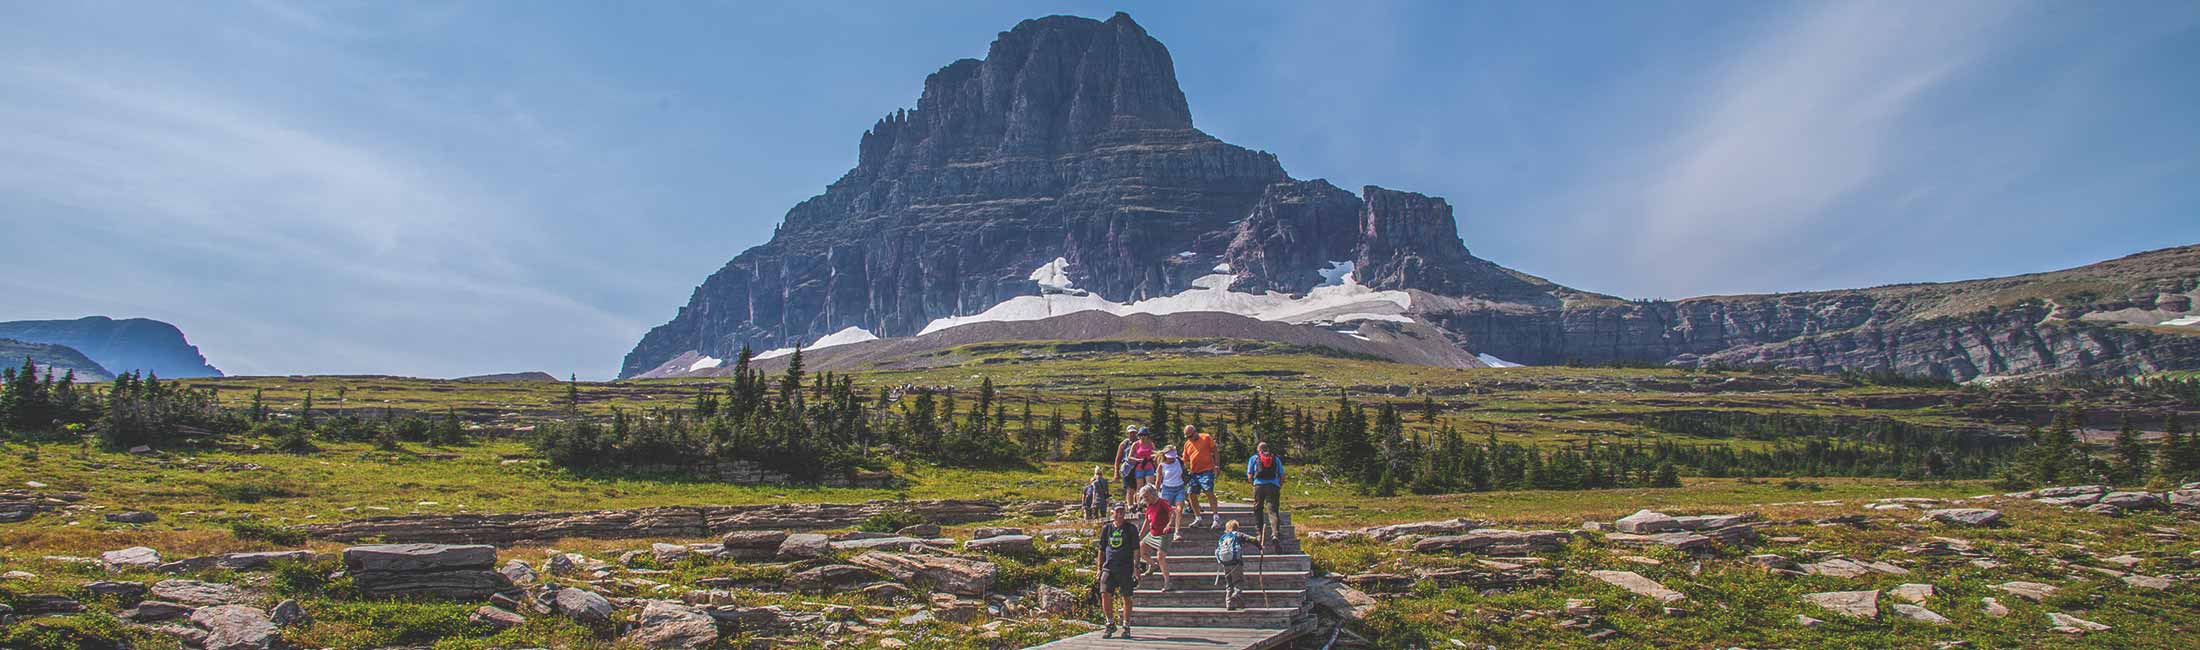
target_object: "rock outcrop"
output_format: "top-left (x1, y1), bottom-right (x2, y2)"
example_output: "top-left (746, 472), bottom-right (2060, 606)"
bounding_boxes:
top-left (0, 316), bottom-right (221, 377)
top-left (302, 500), bottom-right (1003, 544)
top-left (342, 544), bottom-right (509, 599)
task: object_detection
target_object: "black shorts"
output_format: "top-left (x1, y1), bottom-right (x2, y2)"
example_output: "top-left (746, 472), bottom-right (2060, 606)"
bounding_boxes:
top-left (1102, 569), bottom-right (1137, 597)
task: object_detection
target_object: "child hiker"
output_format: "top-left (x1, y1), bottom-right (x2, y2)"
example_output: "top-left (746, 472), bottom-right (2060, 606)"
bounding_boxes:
top-left (1083, 465), bottom-right (1110, 519)
top-left (1215, 520), bottom-right (1259, 610)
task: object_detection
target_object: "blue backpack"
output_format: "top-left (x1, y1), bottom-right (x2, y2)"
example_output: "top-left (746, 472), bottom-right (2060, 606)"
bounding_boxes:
top-left (1216, 532), bottom-right (1244, 566)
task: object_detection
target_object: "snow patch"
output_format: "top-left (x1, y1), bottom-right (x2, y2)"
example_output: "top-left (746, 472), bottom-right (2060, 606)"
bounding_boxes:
top-left (1477, 353), bottom-right (1525, 368)
top-left (918, 262), bottom-right (1412, 335)
top-left (2162, 316), bottom-right (2200, 327)
top-left (687, 356), bottom-right (723, 372)
top-left (1029, 257), bottom-right (1076, 292)
top-left (755, 326), bottom-right (880, 360)
top-left (1212, 262), bottom-right (1232, 273)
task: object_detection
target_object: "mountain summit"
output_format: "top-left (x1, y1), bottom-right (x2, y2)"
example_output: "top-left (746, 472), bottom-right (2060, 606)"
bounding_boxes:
top-left (625, 13), bottom-right (2200, 381)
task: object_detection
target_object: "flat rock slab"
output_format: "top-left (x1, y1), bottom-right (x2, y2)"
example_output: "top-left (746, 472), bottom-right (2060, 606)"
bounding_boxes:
top-left (850, 552), bottom-right (996, 597)
top-left (101, 546), bottom-right (162, 570)
top-left (190, 604), bottom-right (277, 650)
top-left (1803, 591), bottom-right (1879, 619)
top-left (1992, 581), bottom-right (2058, 602)
top-left (1890, 583), bottom-right (1934, 603)
top-left (1614, 510), bottom-right (1680, 534)
top-left (2049, 612), bottom-right (2110, 632)
top-left (151, 580), bottom-right (251, 606)
top-left (159, 550), bottom-right (318, 574)
top-left (1589, 570), bottom-right (1684, 603)
top-left (342, 544), bottom-right (496, 573)
top-left (1605, 531), bottom-right (1713, 553)
top-left (1890, 603), bottom-right (1949, 624)
top-left (621, 600), bottom-right (719, 649)
top-left (1920, 508), bottom-right (2003, 527)
top-left (1026, 627), bottom-right (1296, 650)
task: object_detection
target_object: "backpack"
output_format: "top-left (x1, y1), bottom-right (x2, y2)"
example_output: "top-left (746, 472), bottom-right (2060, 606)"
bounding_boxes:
top-left (1215, 532), bottom-right (1243, 566)
top-left (1254, 454), bottom-right (1278, 481)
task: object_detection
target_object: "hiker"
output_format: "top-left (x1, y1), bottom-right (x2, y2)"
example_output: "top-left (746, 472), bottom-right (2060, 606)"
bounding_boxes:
top-left (1180, 424), bottom-right (1220, 528)
top-left (1214, 519), bottom-right (1259, 610)
top-left (1246, 441), bottom-right (1285, 548)
top-left (1157, 446), bottom-right (1186, 506)
top-left (1082, 465), bottom-right (1109, 520)
top-left (1096, 503), bottom-right (1141, 638)
top-left (1120, 426), bottom-right (1157, 504)
top-left (1138, 485), bottom-right (1176, 591)
top-left (1113, 425), bottom-right (1143, 505)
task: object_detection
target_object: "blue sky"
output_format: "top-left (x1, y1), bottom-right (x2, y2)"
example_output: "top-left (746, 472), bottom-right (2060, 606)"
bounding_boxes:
top-left (4, 1), bottom-right (2196, 378)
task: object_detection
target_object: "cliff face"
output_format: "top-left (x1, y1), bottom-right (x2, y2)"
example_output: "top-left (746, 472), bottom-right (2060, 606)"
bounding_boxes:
top-left (625, 12), bottom-right (2200, 381)
top-left (0, 316), bottom-right (220, 378)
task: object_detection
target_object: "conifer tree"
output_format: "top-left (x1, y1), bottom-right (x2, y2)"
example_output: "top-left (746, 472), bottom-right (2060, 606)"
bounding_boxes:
top-left (2111, 414), bottom-right (2147, 484)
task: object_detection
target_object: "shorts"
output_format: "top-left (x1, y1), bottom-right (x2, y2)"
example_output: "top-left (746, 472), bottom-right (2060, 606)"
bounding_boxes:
top-left (1135, 468), bottom-right (1156, 480)
top-left (1161, 484), bottom-right (1185, 503)
top-left (1186, 471), bottom-right (1215, 494)
top-left (1143, 532), bottom-right (1173, 554)
top-left (1102, 569), bottom-right (1136, 597)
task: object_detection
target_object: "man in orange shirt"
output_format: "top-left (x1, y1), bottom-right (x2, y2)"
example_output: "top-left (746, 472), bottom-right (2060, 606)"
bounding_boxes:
top-left (1179, 424), bottom-right (1221, 528)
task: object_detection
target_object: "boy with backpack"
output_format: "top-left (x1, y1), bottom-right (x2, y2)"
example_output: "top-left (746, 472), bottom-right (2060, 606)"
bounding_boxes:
top-left (1082, 465), bottom-right (1109, 520)
top-left (1214, 519), bottom-right (1259, 610)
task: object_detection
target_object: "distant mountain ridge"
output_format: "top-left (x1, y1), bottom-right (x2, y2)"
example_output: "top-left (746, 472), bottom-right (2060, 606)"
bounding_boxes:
top-left (0, 339), bottom-right (113, 382)
top-left (0, 316), bottom-right (221, 378)
top-left (623, 12), bottom-right (2200, 381)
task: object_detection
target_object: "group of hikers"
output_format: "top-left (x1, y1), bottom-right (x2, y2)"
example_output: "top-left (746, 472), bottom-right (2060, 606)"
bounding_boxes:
top-left (1082, 424), bottom-right (1288, 639)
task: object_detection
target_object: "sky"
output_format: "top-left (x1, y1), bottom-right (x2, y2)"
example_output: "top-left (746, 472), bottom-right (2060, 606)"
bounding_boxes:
top-left (3, 1), bottom-right (2196, 379)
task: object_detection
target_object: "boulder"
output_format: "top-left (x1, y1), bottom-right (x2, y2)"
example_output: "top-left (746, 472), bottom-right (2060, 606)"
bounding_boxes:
top-left (124, 600), bottom-right (193, 622)
top-left (2038, 494), bottom-right (2104, 507)
top-left (651, 543), bottom-right (693, 565)
top-left (1032, 584), bottom-right (1077, 616)
top-left (849, 552), bottom-right (997, 597)
top-left (621, 600), bottom-right (720, 649)
top-left (858, 581), bottom-right (912, 602)
top-left (1981, 597), bottom-right (2011, 617)
top-left (789, 565), bottom-right (880, 593)
top-left (101, 546), bottom-right (162, 571)
top-left (1304, 577), bottom-right (1379, 620)
top-left (2081, 503), bottom-right (2123, 516)
top-left (269, 599), bottom-right (309, 627)
top-left (720, 530), bottom-right (789, 560)
top-left (499, 559), bottom-right (538, 585)
top-left (2034, 485), bottom-right (2109, 498)
top-left (2048, 612), bottom-right (2110, 633)
top-left (1802, 591), bottom-right (1879, 619)
top-left (1920, 508), bottom-right (2003, 527)
top-left (2099, 491), bottom-right (2159, 509)
top-left (1614, 510), bottom-right (1680, 534)
top-left (1889, 603), bottom-right (1949, 624)
top-left (105, 511), bottom-right (158, 524)
top-left (1589, 570), bottom-right (1684, 604)
top-left (554, 587), bottom-right (614, 622)
top-left (150, 580), bottom-right (250, 606)
top-left (83, 580), bottom-right (148, 602)
top-left (895, 523), bottom-right (942, 538)
top-left (470, 605), bottom-right (526, 630)
top-left (1604, 531), bottom-right (1714, 553)
top-left (830, 536), bottom-right (926, 552)
top-left (2168, 490), bottom-right (2200, 508)
top-left (342, 543), bottom-right (497, 573)
top-left (965, 534), bottom-right (1037, 555)
top-left (1992, 581), bottom-right (2058, 602)
top-left (1412, 529), bottom-right (1569, 556)
top-left (777, 533), bottom-right (831, 559)
top-left (1889, 583), bottom-right (1934, 604)
top-left (2122, 574), bottom-right (2173, 590)
top-left (190, 604), bottom-right (278, 650)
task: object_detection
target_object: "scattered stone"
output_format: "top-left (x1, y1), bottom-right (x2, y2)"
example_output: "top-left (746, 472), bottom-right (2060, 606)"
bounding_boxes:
top-left (1606, 531), bottom-right (1714, 553)
top-left (1589, 570), bottom-right (1684, 604)
top-left (1890, 583), bottom-right (1935, 604)
top-left (1920, 508), bottom-right (2002, 527)
top-left (2081, 503), bottom-right (2123, 516)
top-left (928, 594), bottom-right (981, 623)
top-left (554, 587), bottom-right (614, 622)
top-left (2035, 485), bottom-right (2109, 499)
top-left (970, 527), bottom-right (1025, 539)
top-left (2098, 492), bottom-right (2159, 509)
top-left (1413, 529), bottom-right (1569, 556)
top-left (857, 582), bottom-right (911, 602)
top-left (269, 599), bottom-right (309, 627)
top-left (1617, 555), bottom-right (1662, 566)
top-left (1614, 510), bottom-right (1680, 534)
top-left (1669, 514), bottom-right (1751, 530)
top-left (1803, 591), bottom-right (1879, 619)
top-left (895, 523), bottom-right (941, 538)
top-left (1992, 581), bottom-right (2058, 602)
top-left (1981, 597), bottom-right (2010, 617)
top-left (125, 600), bottom-right (193, 622)
top-left (101, 546), bottom-right (162, 570)
top-left (720, 530), bottom-right (790, 560)
top-left (105, 511), bottom-right (158, 524)
top-left (622, 600), bottom-right (720, 649)
top-left (15, 594), bottom-right (84, 615)
top-left (1305, 577), bottom-right (1380, 620)
top-left (1802, 558), bottom-right (1875, 579)
top-left (778, 533), bottom-right (832, 559)
top-left (1748, 554), bottom-right (1803, 573)
top-left (1033, 584), bottom-right (1077, 616)
top-left (849, 552), bottom-right (996, 596)
top-left (964, 534), bottom-right (1036, 554)
top-left (2048, 612), bottom-right (2110, 633)
top-left (1891, 603), bottom-right (1950, 624)
top-left (190, 604), bottom-right (278, 650)
top-left (151, 580), bottom-right (250, 606)
top-left (2103, 554), bottom-right (2143, 567)
top-left (471, 605), bottom-right (526, 630)
top-left (343, 543), bottom-right (507, 599)
top-left (2122, 574), bottom-right (2172, 590)
top-left (84, 580), bottom-right (148, 602)
top-left (500, 559), bottom-right (537, 585)
top-left (830, 536), bottom-right (927, 552)
top-left (1564, 598), bottom-right (1597, 617)
top-left (790, 564), bottom-right (880, 593)
top-left (1795, 614), bottom-right (1823, 627)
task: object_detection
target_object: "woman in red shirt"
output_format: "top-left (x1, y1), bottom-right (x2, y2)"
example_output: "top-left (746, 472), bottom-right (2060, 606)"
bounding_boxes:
top-left (1138, 485), bottom-right (1176, 591)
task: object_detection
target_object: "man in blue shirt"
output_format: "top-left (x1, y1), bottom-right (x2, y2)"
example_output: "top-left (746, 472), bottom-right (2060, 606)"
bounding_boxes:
top-left (1245, 441), bottom-right (1285, 549)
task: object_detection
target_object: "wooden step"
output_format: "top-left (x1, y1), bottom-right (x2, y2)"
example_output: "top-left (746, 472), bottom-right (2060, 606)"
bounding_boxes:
top-left (1130, 606), bottom-right (1296, 629)
top-left (1157, 553), bottom-right (1311, 574)
top-left (1139, 570), bottom-right (1307, 590)
top-left (1131, 588), bottom-right (1305, 608)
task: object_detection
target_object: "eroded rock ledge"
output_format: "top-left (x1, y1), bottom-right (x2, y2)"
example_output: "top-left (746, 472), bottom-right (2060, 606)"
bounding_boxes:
top-left (301, 500), bottom-right (1009, 544)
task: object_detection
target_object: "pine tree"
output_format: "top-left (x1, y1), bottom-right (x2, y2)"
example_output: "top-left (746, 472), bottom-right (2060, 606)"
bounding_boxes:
top-left (300, 389), bottom-right (316, 429)
top-left (565, 374), bottom-right (581, 414)
top-left (2111, 414), bottom-right (2147, 484)
top-left (1652, 462), bottom-right (1682, 488)
top-left (249, 389), bottom-right (267, 423)
top-left (1147, 392), bottom-right (1168, 433)
top-left (2159, 413), bottom-right (2195, 483)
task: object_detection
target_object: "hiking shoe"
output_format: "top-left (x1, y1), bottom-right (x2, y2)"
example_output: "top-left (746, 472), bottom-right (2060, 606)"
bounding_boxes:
top-left (1103, 622), bottom-right (1116, 638)
top-left (1122, 626), bottom-right (1132, 639)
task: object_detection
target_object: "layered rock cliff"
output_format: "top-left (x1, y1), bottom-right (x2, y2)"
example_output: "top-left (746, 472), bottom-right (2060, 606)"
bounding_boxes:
top-left (0, 316), bottom-right (220, 378)
top-left (625, 12), bottom-right (2200, 381)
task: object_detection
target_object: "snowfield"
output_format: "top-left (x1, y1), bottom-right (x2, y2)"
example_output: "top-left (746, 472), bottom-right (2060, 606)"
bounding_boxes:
top-left (917, 260), bottom-right (1414, 335)
top-left (756, 326), bottom-right (879, 360)
top-left (2163, 316), bottom-right (2200, 327)
top-left (1477, 353), bottom-right (1525, 368)
top-left (687, 356), bottom-right (723, 372)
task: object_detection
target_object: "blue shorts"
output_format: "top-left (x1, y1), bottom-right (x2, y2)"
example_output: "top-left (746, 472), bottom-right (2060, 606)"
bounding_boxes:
top-left (1187, 471), bottom-right (1216, 494)
top-left (1135, 469), bottom-right (1156, 480)
top-left (1161, 484), bottom-right (1185, 503)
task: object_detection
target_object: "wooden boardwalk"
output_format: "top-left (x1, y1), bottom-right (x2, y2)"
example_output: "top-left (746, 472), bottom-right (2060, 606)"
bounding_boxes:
top-left (1025, 626), bottom-right (1296, 650)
